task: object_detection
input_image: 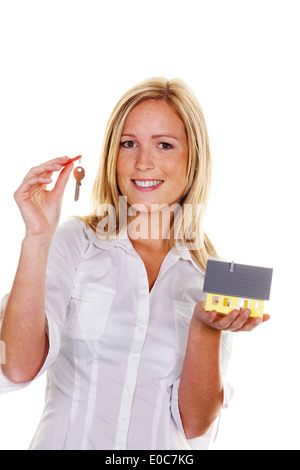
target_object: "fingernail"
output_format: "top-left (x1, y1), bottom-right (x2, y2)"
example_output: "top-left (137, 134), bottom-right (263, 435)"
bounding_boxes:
top-left (209, 311), bottom-right (217, 321)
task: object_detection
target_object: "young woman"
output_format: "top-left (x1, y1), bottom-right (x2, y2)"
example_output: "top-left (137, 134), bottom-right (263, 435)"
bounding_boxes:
top-left (0, 77), bottom-right (269, 450)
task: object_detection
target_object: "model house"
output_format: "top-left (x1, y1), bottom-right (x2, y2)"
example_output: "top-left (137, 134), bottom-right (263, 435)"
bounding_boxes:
top-left (203, 259), bottom-right (273, 318)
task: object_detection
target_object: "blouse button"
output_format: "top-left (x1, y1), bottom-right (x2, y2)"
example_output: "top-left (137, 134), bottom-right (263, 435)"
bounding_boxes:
top-left (130, 354), bottom-right (139, 363)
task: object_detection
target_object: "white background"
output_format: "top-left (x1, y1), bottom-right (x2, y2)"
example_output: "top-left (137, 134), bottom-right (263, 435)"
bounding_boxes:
top-left (0, 0), bottom-right (299, 450)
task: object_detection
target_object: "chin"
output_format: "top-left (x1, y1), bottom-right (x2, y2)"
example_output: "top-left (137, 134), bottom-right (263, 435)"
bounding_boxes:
top-left (128, 201), bottom-right (158, 213)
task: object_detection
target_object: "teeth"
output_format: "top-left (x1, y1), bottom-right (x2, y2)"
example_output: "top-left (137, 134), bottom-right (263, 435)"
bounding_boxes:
top-left (133, 180), bottom-right (163, 188)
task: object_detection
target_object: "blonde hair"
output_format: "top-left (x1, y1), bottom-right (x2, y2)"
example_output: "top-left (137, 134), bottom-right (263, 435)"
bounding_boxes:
top-left (81, 77), bottom-right (218, 271)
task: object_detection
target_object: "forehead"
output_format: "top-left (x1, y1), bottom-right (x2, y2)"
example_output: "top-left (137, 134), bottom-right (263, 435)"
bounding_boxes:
top-left (123, 99), bottom-right (186, 137)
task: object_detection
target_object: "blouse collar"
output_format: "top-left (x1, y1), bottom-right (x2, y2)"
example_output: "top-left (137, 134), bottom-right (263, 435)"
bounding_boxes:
top-left (84, 223), bottom-right (204, 275)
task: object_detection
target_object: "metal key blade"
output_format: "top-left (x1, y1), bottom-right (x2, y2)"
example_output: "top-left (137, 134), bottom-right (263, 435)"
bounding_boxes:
top-left (73, 166), bottom-right (85, 202)
top-left (75, 182), bottom-right (81, 201)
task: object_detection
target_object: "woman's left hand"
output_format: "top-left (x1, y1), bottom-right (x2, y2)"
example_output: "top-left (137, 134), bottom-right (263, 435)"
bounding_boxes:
top-left (193, 301), bottom-right (270, 332)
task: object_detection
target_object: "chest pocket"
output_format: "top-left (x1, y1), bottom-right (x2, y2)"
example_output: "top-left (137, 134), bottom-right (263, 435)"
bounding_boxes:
top-left (66, 283), bottom-right (116, 340)
top-left (173, 300), bottom-right (195, 356)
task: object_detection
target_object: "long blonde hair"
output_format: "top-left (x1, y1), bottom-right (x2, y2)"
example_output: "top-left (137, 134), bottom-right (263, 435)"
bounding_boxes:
top-left (81, 77), bottom-right (218, 271)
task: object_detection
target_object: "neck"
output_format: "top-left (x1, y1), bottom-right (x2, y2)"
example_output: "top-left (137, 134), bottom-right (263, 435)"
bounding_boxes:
top-left (127, 207), bottom-right (175, 254)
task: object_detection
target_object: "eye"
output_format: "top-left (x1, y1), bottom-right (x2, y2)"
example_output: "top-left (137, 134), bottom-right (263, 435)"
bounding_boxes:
top-left (120, 140), bottom-right (136, 148)
top-left (158, 142), bottom-right (173, 150)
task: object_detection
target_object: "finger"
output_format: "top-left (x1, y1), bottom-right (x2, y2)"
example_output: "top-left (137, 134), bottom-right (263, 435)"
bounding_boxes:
top-left (40, 156), bottom-right (69, 166)
top-left (14, 176), bottom-right (53, 200)
top-left (22, 156), bottom-right (68, 179)
top-left (235, 316), bottom-right (263, 332)
top-left (208, 308), bottom-right (252, 331)
top-left (208, 309), bottom-right (240, 330)
top-left (52, 162), bottom-right (74, 198)
top-left (239, 313), bottom-right (271, 331)
top-left (23, 162), bottom-right (65, 181)
top-left (61, 155), bottom-right (81, 167)
top-left (223, 308), bottom-right (252, 331)
top-left (194, 301), bottom-right (208, 319)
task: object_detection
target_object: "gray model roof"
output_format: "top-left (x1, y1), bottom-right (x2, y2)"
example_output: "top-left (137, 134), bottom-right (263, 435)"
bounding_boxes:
top-left (203, 259), bottom-right (273, 300)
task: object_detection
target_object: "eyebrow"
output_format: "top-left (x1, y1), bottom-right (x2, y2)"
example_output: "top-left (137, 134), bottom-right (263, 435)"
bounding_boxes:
top-left (121, 133), bottom-right (180, 141)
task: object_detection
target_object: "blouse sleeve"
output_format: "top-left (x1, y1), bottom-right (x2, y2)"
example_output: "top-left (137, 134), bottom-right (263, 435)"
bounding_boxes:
top-left (0, 218), bottom-right (88, 394)
top-left (170, 330), bottom-right (234, 449)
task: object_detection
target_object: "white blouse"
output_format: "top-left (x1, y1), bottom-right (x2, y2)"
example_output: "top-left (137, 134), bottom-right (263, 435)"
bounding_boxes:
top-left (0, 218), bottom-right (233, 450)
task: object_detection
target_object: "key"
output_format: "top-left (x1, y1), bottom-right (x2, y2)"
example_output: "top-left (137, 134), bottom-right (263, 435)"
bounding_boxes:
top-left (63, 155), bottom-right (82, 167)
top-left (73, 166), bottom-right (85, 201)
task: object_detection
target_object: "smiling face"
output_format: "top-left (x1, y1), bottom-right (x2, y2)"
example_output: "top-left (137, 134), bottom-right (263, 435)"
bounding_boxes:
top-left (116, 99), bottom-right (189, 211)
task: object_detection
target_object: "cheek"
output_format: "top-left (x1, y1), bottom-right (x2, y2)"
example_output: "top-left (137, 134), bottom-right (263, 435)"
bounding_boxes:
top-left (116, 152), bottom-right (134, 173)
top-left (169, 158), bottom-right (188, 185)
top-left (116, 156), bottom-right (135, 198)
top-left (116, 157), bottom-right (127, 182)
top-left (170, 160), bottom-right (189, 198)
top-left (116, 159), bottom-right (125, 194)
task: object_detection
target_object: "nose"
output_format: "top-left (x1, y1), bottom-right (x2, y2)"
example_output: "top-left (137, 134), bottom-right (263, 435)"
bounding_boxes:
top-left (134, 147), bottom-right (155, 172)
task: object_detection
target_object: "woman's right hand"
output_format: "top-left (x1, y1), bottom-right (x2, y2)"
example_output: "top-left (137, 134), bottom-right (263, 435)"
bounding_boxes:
top-left (14, 156), bottom-right (74, 239)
